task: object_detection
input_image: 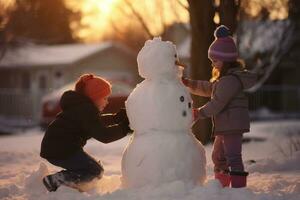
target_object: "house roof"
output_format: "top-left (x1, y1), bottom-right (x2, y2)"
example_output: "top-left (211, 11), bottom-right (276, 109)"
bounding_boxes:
top-left (0, 41), bottom-right (135, 68)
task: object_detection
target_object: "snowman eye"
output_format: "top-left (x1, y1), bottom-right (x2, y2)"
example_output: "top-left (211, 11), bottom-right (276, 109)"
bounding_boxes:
top-left (188, 102), bottom-right (191, 108)
top-left (180, 96), bottom-right (184, 102)
top-left (175, 54), bottom-right (177, 58)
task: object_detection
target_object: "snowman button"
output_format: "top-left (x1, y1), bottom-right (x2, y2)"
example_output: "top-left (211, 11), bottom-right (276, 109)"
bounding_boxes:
top-left (180, 96), bottom-right (184, 102)
top-left (182, 111), bottom-right (187, 117)
top-left (188, 102), bottom-right (191, 108)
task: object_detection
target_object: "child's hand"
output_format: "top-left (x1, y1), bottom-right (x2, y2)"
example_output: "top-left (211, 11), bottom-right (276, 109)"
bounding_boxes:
top-left (115, 108), bottom-right (133, 134)
top-left (121, 122), bottom-right (133, 135)
top-left (115, 108), bottom-right (128, 123)
top-left (192, 108), bottom-right (200, 120)
top-left (181, 77), bottom-right (190, 86)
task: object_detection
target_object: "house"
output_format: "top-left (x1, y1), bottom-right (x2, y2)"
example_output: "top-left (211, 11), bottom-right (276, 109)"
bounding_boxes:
top-left (238, 19), bottom-right (300, 117)
top-left (0, 42), bottom-right (138, 131)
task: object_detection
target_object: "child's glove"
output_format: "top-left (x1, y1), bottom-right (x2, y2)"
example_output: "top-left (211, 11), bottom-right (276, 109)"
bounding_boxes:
top-left (192, 107), bottom-right (206, 120)
top-left (115, 108), bottom-right (133, 135)
top-left (181, 77), bottom-right (190, 86)
top-left (192, 108), bottom-right (199, 120)
top-left (120, 121), bottom-right (133, 135)
top-left (182, 77), bottom-right (198, 89)
top-left (115, 108), bottom-right (128, 123)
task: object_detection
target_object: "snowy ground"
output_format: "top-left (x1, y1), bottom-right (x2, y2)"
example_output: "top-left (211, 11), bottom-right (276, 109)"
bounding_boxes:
top-left (0, 120), bottom-right (299, 200)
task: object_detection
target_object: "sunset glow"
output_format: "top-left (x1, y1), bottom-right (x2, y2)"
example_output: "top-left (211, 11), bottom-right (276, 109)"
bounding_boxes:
top-left (66, 0), bottom-right (121, 41)
top-left (66, 0), bottom-right (189, 42)
top-left (242, 0), bottom-right (288, 20)
top-left (2, 0), bottom-right (290, 42)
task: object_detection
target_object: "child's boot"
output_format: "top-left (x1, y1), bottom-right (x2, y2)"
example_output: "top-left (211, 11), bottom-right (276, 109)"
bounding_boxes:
top-left (215, 170), bottom-right (231, 187)
top-left (230, 171), bottom-right (249, 188)
top-left (43, 173), bottom-right (64, 192)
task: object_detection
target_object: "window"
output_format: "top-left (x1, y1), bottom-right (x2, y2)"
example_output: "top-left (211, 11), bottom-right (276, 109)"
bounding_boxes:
top-left (22, 72), bottom-right (30, 89)
top-left (39, 75), bottom-right (47, 90)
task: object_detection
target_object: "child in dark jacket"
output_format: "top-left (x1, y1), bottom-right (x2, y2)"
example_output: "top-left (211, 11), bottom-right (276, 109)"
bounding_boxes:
top-left (182, 25), bottom-right (257, 188)
top-left (40, 74), bottom-right (131, 192)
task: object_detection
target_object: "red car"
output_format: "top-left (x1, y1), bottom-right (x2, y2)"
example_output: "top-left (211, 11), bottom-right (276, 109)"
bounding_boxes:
top-left (40, 80), bottom-right (134, 128)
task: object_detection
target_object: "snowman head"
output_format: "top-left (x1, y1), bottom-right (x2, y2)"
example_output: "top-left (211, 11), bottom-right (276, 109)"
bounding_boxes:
top-left (137, 37), bottom-right (181, 80)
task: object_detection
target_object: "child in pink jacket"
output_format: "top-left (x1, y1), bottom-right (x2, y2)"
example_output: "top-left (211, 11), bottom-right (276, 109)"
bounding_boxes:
top-left (182, 25), bottom-right (257, 188)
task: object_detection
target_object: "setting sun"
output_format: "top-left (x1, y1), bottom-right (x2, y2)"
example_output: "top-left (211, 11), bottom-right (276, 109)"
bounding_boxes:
top-left (66, 0), bottom-right (189, 42)
top-left (66, 0), bottom-right (121, 41)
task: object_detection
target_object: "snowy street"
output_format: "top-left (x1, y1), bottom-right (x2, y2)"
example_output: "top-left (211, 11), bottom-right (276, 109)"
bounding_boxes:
top-left (0, 120), bottom-right (299, 200)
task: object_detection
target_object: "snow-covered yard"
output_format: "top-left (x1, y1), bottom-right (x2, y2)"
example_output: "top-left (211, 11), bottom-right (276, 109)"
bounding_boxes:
top-left (0, 120), bottom-right (299, 200)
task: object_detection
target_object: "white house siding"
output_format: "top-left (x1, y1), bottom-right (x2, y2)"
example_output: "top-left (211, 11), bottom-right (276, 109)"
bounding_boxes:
top-left (0, 42), bottom-right (137, 131)
top-left (74, 48), bottom-right (138, 82)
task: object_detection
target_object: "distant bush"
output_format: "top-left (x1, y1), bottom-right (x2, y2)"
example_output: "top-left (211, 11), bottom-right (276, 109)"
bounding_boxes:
top-left (276, 131), bottom-right (300, 157)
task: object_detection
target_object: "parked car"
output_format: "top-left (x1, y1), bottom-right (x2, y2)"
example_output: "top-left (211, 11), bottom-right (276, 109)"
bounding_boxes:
top-left (40, 80), bottom-right (135, 128)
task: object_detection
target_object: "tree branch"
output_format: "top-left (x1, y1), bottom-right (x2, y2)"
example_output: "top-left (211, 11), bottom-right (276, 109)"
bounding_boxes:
top-left (176, 0), bottom-right (189, 11)
top-left (124, 0), bottom-right (154, 38)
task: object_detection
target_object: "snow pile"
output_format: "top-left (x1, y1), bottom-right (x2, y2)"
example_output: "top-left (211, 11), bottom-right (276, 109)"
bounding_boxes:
top-left (2, 164), bottom-right (299, 200)
top-left (0, 117), bottom-right (299, 200)
top-left (122, 37), bottom-right (206, 188)
top-left (248, 151), bottom-right (300, 172)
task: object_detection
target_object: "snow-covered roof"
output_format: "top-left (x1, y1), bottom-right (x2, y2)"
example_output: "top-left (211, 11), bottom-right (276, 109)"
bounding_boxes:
top-left (0, 41), bottom-right (135, 68)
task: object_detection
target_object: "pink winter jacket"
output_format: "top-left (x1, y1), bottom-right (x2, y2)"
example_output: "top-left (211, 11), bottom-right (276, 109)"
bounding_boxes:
top-left (185, 68), bottom-right (257, 135)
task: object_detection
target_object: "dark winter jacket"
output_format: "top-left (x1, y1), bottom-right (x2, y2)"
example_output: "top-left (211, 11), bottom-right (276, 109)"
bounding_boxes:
top-left (40, 90), bottom-right (128, 160)
top-left (185, 67), bottom-right (257, 135)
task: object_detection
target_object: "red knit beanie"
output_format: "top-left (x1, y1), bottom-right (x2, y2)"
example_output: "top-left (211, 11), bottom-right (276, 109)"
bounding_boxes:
top-left (208, 25), bottom-right (238, 62)
top-left (75, 74), bottom-right (112, 103)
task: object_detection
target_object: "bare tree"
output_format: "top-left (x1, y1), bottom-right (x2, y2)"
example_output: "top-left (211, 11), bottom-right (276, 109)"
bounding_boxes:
top-left (187, 0), bottom-right (215, 144)
top-left (2, 0), bottom-right (79, 44)
top-left (218, 0), bottom-right (239, 32)
top-left (123, 0), bottom-right (154, 38)
top-left (176, 0), bottom-right (189, 10)
top-left (289, 0), bottom-right (300, 20)
top-left (105, 18), bottom-right (149, 53)
top-left (0, 2), bottom-right (11, 60)
top-left (108, 0), bottom-right (188, 52)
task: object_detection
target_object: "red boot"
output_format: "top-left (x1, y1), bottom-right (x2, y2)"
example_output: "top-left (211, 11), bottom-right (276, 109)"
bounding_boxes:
top-left (230, 171), bottom-right (249, 188)
top-left (215, 171), bottom-right (231, 187)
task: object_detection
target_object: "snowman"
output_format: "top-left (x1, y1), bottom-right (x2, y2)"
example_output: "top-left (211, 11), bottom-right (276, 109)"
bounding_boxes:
top-left (121, 37), bottom-right (206, 188)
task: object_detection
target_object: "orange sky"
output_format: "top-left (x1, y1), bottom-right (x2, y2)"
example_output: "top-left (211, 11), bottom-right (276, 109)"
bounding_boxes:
top-left (65, 0), bottom-right (289, 42)
top-left (3, 0), bottom-right (289, 42)
top-left (65, 0), bottom-right (189, 42)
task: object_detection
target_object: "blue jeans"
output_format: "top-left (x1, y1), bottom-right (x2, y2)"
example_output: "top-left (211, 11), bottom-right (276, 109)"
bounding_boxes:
top-left (47, 150), bottom-right (104, 184)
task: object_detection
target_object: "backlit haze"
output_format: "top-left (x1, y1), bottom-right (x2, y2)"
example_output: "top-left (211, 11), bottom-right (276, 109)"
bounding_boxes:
top-left (3, 0), bottom-right (288, 42)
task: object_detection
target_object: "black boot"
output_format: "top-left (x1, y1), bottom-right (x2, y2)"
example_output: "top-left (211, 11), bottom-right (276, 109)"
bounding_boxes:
top-left (230, 171), bottom-right (249, 188)
top-left (43, 174), bottom-right (62, 192)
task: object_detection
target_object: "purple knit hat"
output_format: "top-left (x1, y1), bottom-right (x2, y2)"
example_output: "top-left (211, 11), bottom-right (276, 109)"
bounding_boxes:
top-left (208, 25), bottom-right (238, 62)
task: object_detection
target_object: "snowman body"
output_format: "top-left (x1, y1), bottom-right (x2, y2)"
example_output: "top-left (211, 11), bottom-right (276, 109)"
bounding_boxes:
top-left (121, 38), bottom-right (206, 188)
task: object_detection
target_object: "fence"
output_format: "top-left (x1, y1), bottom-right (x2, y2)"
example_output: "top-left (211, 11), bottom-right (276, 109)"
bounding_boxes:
top-left (0, 89), bottom-right (47, 128)
top-left (248, 85), bottom-right (300, 118)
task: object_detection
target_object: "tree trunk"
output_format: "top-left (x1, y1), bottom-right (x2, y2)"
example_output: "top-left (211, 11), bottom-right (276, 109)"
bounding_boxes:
top-left (219, 0), bottom-right (239, 32)
top-left (187, 0), bottom-right (215, 144)
top-left (289, 0), bottom-right (300, 20)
